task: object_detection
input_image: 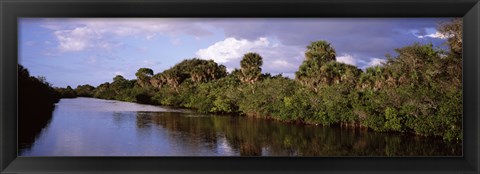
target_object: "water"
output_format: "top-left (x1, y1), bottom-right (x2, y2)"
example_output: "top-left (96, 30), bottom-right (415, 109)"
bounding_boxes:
top-left (19, 97), bottom-right (461, 156)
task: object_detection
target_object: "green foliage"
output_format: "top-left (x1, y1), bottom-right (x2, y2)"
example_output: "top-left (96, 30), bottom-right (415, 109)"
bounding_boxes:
top-left (295, 41), bottom-right (361, 93)
top-left (240, 53), bottom-right (263, 84)
top-left (133, 88), bottom-right (153, 104)
top-left (18, 65), bottom-right (61, 104)
top-left (152, 88), bottom-right (180, 106)
top-left (237, 77), bottom-right (297, 118)
top-left (74, 84), bottom-right (95, 97)
top-left (319, 85), bottom-right (355, 124)
top-left (93, 82), bottom-right (115, 99)
top-left (305, 40), bottom-right (336, 63)
top-left (150, 58), bottom-right (227, 92)
top-left (211, 95), bottom-right (235, 113)
top-left (135, 68), bottom-right (154, 88)
top-left (384, 107), bottom-right (402, 131)
top-left (278, 87), bottom-right (317, 123)
top-left (56, 85), bottom-right (77, 98)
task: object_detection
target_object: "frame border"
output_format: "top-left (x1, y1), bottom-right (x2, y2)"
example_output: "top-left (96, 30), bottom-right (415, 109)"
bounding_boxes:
top-left (1, 0), bottom-right (479, 173)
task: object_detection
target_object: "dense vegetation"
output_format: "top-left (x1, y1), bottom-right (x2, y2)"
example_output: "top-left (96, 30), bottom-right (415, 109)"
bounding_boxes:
top-left (18, 65), bottom-right (61, 148)
top-left (55, 19), bottom-right (462, 142)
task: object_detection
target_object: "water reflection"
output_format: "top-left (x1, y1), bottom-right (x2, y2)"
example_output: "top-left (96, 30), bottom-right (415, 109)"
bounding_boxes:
top-left (136, 112), bottom-right (461, 156)
top-left (18, 105), bottom-right (55, 152)
top-left (19, 98), bottom-right (461, 156)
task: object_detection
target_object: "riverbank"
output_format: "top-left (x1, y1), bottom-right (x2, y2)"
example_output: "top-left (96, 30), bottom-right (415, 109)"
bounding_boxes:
top-left (57, 70), bottom-right (462, 143)
top-left (71, 96), bottom-right (449, 143)
top-left (18, 65), bottom-right (61, 149)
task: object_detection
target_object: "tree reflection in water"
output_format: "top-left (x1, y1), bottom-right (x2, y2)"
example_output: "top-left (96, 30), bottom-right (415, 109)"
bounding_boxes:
top-left (135, 112), bottom-right (461, 156)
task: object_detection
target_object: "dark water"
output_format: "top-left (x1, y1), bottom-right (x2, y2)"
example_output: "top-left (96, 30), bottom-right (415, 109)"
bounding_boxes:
top-left (19, 97), bottom-right (461, 156)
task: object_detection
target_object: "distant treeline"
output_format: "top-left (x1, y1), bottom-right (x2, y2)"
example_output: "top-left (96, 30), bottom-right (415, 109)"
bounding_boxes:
top-left (54, 19), bottom-right (462, 141)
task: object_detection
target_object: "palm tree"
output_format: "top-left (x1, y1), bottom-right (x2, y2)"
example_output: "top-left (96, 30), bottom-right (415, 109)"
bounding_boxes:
top-left (295, 40), bottom-right (339, 92)
top-left (240, 52), bottom-right (263, 84)
top-left (305, 40), bottom-right (336, 63)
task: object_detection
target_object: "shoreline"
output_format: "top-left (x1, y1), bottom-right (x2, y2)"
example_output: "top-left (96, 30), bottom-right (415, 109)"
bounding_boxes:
top-left (60, 96), bottom-right (458, 143)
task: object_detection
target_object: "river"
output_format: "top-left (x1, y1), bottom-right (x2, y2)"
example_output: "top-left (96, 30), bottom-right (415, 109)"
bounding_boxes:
top-left (19, 97), bottom-right (461, 156)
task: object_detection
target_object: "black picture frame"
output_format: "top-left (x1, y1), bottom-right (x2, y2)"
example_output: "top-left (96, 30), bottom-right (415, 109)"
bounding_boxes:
top-left (1, 0), bottom-right (479, 173)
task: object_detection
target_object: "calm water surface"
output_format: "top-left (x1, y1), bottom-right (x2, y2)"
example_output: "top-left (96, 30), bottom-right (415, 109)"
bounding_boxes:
top-left (19, 97), bottom-right (461, 156)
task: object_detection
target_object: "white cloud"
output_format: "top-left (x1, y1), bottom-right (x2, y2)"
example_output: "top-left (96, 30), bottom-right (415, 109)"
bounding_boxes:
top-left (367, 58), bottom-right (386, 67)
top-left (226, 67), bottom-right (234, 73)
top-left (42, 18), bottom-right (213, 52)
top-left (271, 60), bottom-right (297, 70)
top-left (282, 73), bottom-right (296, 79)
top-left (196, 37), bottom-right (270, 64)
top-left (195, 37), bottom-right (303, 74)
top-left (417, 31), bottom-right (451, 39)
top-left (336, 53), bottom-right (357, 66)
top-left (54, 27), bottom-right (97, 52)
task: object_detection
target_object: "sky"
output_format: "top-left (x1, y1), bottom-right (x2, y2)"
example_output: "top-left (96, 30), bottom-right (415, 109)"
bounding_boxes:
top-left (19, 18), bottom-right (452, 88)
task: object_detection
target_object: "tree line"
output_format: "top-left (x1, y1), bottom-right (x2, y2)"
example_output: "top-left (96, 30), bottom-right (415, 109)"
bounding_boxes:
top-left (50, 19), bottom-right (462, 142)
top-left (18, 64), bottom-right (61, 148)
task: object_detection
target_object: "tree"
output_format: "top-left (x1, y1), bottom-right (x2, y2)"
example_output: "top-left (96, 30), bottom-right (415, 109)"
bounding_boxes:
top-left (56, 85), bottom-right (76, 98)
top-left (93, 82), bottom-right (114, 99)
top-left (152, 58), bottom-right (227, 90)
top-left (18, 64), bottom-right (30, 78)
top-left (163, 69), bottom-right (182, 91)
top-left (74, 84), bottom-right (95, 97)
top-left (150, 73), bottom-right (167, 89)
top-left (191, 66), bottom-right (207, 83)
top-left (296, 41), bottom-right (337, 86)
top-left (111, 75), bottom-right (131, 94)
top-left (437, 18), bottom-right (462, 91)
top-left (438, 18), bottom-right (462, 57)
top-left (305, 40), bottom-right (336, 63)
top-left (18, 65), bottom-right (60, 149)
top-left (295, 40), bottom-right (357, 92)
top-left (113, 75), bottom-right (127, 83)
top-left (353, 40), bottom-right (462, 141)
top-left (239, 52), bottom-right (263, 84)
top-left (135, 68), bottom-right (154, 88)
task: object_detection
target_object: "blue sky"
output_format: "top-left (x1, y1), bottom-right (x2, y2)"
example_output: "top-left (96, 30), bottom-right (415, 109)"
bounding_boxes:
top-left (19, 18), bottom-right (452, 88)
